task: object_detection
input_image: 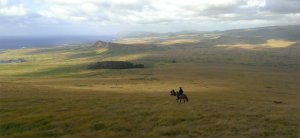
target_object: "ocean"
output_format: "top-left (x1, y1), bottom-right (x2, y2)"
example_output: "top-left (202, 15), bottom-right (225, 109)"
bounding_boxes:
top-left (0, 36), bottom-right (115, 51)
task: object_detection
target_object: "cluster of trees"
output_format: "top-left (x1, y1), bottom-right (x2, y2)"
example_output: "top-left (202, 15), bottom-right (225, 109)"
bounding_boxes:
top-left (0, 58), bottom-right (26, 64)
top-left (87, 61), bottom-right (144, 69)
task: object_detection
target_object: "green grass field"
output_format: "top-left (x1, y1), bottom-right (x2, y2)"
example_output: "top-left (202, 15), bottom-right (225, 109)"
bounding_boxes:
top-left (1, 40), bottom-right (300, 137)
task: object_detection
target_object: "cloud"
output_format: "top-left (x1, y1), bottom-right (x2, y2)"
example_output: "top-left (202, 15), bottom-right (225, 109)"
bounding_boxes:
top-left (0, 0), bottom-right (299, 36)
top-left (33, 0), bottom-right (278, 24)
top-left (0, 0), bottom-right (7, 6)
top-left (242, 0), bottom-right (266, 8)
top-left (38, 5), bottom-right (89, 22)
top-left (0, 1), bottom-right (27, 17)
top-left (262, 0), bottom-right (300, 13)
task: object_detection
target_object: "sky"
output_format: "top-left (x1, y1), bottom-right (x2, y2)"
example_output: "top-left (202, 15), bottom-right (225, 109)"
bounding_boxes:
top-left (0, 0), bottom-right (299, 36)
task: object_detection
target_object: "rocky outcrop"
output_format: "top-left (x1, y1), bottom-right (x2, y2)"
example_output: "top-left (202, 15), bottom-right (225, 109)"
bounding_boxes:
top-left (93, 40), bottom-right (110, 48)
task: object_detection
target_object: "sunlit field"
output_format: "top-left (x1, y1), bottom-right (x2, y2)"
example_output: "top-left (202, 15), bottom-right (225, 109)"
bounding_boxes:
top-left (1, 64), bottom-right (299, 137)
top-left (1, 36), bottom-right (299, 137)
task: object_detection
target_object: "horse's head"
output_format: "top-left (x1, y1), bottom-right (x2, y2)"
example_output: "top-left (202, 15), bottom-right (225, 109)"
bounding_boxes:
top-left (170, 89), bottom-right (176, 96)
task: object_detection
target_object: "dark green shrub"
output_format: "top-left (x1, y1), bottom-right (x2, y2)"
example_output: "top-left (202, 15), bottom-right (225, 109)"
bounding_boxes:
top-left (87, 61), bottom-right (144, 69)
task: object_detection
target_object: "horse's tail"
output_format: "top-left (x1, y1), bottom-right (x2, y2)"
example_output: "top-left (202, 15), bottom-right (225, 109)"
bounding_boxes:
top-left (185, 95), bottom-right (189, 102)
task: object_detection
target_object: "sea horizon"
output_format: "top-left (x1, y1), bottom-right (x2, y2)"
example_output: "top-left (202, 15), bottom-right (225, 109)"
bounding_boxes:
top-left (0, 35), bottom-right (116, 51)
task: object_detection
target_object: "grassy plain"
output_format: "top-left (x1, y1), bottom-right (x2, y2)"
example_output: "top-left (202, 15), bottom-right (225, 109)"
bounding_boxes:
top-left (0, 38), bottom-right (300, 137)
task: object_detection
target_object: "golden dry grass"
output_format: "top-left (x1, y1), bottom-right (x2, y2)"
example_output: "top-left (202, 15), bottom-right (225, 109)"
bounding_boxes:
top-left (1, 63), bottom-right (299, 137)
top-left (0, 40), bottom-right (299, 137)
top-left (115, 35), bottom-right (199, 45)
top-left (159, 39), bottom-right (199, 45)
top-left (103, 53), bottom-right (150, 61)
top-left (216, 39), bottom-right (296, 50)
top-left (265, 39), bottom-right (296, 48)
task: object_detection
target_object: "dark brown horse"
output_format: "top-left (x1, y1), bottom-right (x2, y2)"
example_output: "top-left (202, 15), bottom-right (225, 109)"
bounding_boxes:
top-left (170, 90), bottom-right (189, 103)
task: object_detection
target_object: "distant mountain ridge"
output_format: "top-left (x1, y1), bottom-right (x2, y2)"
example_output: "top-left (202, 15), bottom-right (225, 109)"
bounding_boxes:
top-left (118, 25), bottom-right (300, 41)
top-left (1, 25), bottom-right (299, 51)
top-left (222, 25), bottom-right (300, 41)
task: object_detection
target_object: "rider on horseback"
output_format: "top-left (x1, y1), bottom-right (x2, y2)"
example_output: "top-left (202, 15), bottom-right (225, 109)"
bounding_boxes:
top-left (178, 87), bottom-right (184, 96)
top-left (170, 87), bottom-right (188, 103)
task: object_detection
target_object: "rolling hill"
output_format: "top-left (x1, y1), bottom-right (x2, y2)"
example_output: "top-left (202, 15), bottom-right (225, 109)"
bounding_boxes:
top-left (0, 25), bottom-right (299, 137)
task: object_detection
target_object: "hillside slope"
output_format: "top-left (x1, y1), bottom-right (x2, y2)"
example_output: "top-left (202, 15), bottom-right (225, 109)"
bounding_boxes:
top-left (0, 25), bottom-right (299, 137)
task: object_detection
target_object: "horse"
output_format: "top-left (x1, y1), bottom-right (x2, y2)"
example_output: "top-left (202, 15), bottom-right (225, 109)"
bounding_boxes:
top-left (170, 89), bottom-right (189, 103)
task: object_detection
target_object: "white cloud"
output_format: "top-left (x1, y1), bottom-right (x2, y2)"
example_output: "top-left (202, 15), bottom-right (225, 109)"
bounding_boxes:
top-left (38, 5), bottom-right (88, 22)
top-left (0, 0), bottom-right (299, 36)
top-left (80, 3), bottom-right (100, 13)
top-left (0, 0), bottom-right (7, 6)
top-left (36, 0), bottom-right (246, 24)
top-left (243, 0), bottom-right (266, 8)
top-left (0, 4), bottom-right (27, 16)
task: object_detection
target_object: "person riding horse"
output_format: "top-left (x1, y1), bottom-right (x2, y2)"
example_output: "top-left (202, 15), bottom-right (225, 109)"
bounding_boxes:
top-left (178, 87), bottom-right (184, 96)
top-left (170, 87), bottom-right (188, 103)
